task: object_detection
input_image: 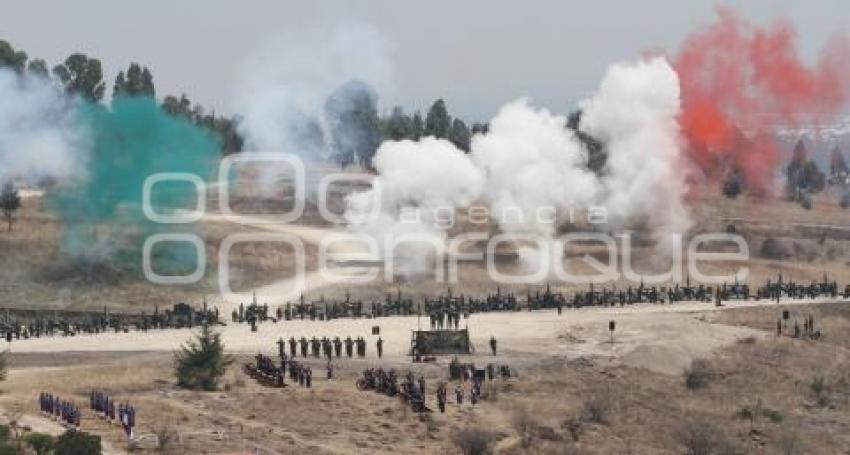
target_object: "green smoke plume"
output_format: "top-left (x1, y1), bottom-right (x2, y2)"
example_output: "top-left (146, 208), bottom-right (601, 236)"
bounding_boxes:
top-left (50, 96), bottom-right (220, 276)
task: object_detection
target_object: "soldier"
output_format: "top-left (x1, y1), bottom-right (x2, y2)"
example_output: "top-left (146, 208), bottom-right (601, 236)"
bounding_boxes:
top-left (345, 336), bottom-right (354, 358)
top-left (289, 337), bottom-right (297, 358)
top-left (277, 337), bottom-right (285, 360)
top-left (436, 382), bottom-right (446, 413)
top-left (324, 340), bottom-right (333, 361)
top-left (299, 337), bottom-right (308, 358)
top-left (376, 336), bottom-right (384, 359)
top-left (305, 368), bottom-right (312, 388)
top-left (334, 336), bottom-right (342, 357)
top-left (489, 336), bottom-right (497, 356)
top-left (357, 337), bottom-right (366, 358)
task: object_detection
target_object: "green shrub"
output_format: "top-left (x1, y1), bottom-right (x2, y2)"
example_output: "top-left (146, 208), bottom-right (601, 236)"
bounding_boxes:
top-left (55, 430), bottom-right (101, 455)
top-left (25, 432), bottom-right (56, 455)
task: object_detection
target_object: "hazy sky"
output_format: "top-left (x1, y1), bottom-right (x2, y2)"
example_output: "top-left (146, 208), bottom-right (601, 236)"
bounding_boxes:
top-left (1, 0), bottom-right (847, 121)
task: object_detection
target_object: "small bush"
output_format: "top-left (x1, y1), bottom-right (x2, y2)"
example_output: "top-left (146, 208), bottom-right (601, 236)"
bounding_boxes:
top-left (762, 407), bottom-right (783, 423)
top-left (154, 425), bottom-right (180, 453)
top-left (736, 400), bottom-right (783, 425)
top-left (760, 237), bottom-right (789, 260)
top-left (810, 375), bottom-right (831, 407)
top-left (451, 426), bottom-right (496, 455)
top-left (562, 415), bottom-right (583, 442)
top-left (675, 418), bottom-right (720, 455)
top-left (580, 393), bottom-right (611, 424)
top-left (55, 430), bottom-right (101, 455)
top-left (684, 358), bottom-right (712, 390)
top-left (25, 432), bottom-right (56, 455)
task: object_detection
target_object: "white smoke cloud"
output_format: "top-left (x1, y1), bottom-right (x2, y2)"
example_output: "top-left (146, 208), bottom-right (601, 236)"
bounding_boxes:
top-left (344, 57), bottom-right (692, 278)
top-left (234, 24), bottom-right (395, 158)
top-left (0, 70), bottom-right (84, 184)
top-left (472, 99), bottom-right (598, 238)
top-left (580, 57), bottom-right (691, 239)
top-left (346, 137), bottom-right (483, 275)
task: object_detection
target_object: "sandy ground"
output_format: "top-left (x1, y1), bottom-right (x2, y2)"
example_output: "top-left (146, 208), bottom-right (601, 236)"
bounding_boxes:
top-left (6, 297), bottom-right (831, 375)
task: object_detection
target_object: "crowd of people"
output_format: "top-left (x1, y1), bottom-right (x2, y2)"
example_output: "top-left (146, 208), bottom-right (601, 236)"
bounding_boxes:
top-left (244, 353), bottom-right (285, 387)
top-left (357, 362), bottom-right (511, 414)
top-left (357, 368), bottom-right (430, 412)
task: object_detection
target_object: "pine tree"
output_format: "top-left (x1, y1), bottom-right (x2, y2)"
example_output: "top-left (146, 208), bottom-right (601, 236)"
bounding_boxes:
top-left (411, 111), bottom-right (424, 140)
top-left (173, 324), bottom-right (232, 391)
top-left (448, 118), bottom-right (471, 152)
top-left (425, 99), bottom-right (451, 139)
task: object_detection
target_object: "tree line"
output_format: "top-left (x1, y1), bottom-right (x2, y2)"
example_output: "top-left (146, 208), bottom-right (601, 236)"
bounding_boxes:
top-left (0, 39), bottom-right (243, 155)
top-left (317, 79), bottom-right (485, 169)
top-left (1, 39), bottom-right (490, 170)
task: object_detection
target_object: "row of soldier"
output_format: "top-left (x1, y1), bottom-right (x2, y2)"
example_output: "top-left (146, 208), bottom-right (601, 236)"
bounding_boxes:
top-left (4, 275), bottom-right (846, 342)
top-left (267, 276), bottom-right (845, 326)
top-left (756, 276), bottom-right (843, 302)
top-left (39, 393), bottom-right (80, 428)
top-left (276, 336), bottom-right (376, 360)
top-left (1, 302), bottom-right (219, 342)
top-left (90, 390), bottom-right (136, 439)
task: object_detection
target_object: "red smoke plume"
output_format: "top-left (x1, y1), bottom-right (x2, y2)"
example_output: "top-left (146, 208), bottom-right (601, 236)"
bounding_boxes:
top-left (674, 7), bottom-right (850, 193)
